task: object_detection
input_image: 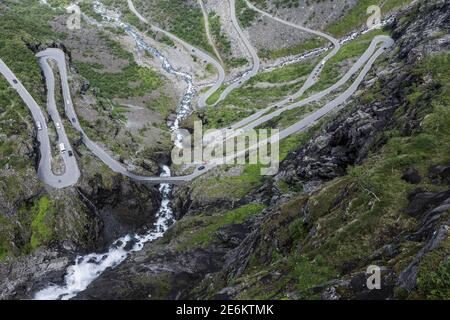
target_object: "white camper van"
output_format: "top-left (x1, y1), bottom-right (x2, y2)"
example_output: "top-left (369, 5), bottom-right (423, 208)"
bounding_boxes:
top-left (59, 143), bottom-right (66, 154)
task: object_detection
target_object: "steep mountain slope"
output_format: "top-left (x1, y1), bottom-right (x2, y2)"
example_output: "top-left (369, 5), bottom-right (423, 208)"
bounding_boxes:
top-left (68, 0), bottom-right (449, 300)
top-left (0, 0), bottom-right (448, 301)
top-left (0, 0), bottom-right (170, 297)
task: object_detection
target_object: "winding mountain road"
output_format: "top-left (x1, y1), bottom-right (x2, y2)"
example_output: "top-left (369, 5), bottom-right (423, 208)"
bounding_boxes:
top-left (205, 0), bottom-right (261, 107)
top-left (218, 0), bottom-right (341, 129)
top-left (0, 59), bottom-right (80, 188)
top-left (37, 48), bottom-right (206, 185)
top-left (0, 1), bottom-right (395, 188)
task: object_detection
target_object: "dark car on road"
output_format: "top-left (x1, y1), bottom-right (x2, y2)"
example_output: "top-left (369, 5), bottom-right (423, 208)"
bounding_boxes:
top-left (68, 150), bottom-right (73, 157)
top-left (198, 166), bottom-right (205, 171)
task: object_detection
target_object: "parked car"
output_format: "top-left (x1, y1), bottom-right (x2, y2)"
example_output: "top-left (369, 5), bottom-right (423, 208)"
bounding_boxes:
top-left (68, 150), bottom-right (73, 157)
top-left (55, 122), bottom-right (61, 130)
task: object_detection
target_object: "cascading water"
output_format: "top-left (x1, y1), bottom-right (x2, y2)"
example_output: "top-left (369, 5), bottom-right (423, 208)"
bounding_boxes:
top-left (34, 1), bottom-right (195, 300)
top-left (34, 167), bottom-right (173, 300)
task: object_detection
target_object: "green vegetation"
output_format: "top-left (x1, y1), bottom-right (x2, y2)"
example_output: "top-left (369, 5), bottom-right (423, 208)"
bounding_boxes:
top-left (198, 57), bottom-right (317, 128)
top-left (227, 57), bottom-right (249, 68)
top-left (0, 214), bottom-right (11, 261)
top-left (259, 38), bottom-right (327, 60)
top-left (180, 203), bottom-right (266, 249)
top-left (79, 1), bottom-right (103, 22)
top-left (209, 12), bottom-right (232, 58)
top-left (416, 237), bottom-right (450, 300)
top-left (137, 0), bottom-right (213, 54)
top-left (0, 0), bottom-right (62, 260)
top-left (190, 164), bottom-right (266, 200)
top-left (146, 94), bottom-right (174, 118)
top-left (166, 202), bottom-right (267, 253)
top-left (250, 59), bottom-right (316, 84)
top-left (75, 61), bottom-right (162, 99)
top-left (30, 196), bottom-right (56, 249)
top-left (305, 29), bottom-right (387, 96)
top-left (72, 30), bottom-right (163, 99)
top-left (201, 51), bottom-right (450, 299)
top-left (327, 0), bottom-right (412, 37)
top-left (236, 0), bottom-right (259, 28)
top-left (0, 0), bottom-right (59, 104)
top-left (206, 84), bottom-right (227, 105)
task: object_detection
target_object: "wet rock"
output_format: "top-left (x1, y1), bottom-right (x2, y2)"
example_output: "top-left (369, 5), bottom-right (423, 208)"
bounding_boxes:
top-left (123, 236), bottom-right (139, 251)
top-left (215, 224), bottom-right (250, 248)
top-left (0, 250), bottom-right (70, 300)
top-left (398, 219), bottom-right (450, 291)
top-left (405, 188), bottom-right (450, 218)
top-left (74, 247), bottom-right (227, 300)
top-left (80, 80), bottom-right (90, 95)
top-left (429, 163), bottom-right (450, 185)
top-left (321, 286), bottom-right (341, 300)
top-left (402, 167), bottom-right (422, 184)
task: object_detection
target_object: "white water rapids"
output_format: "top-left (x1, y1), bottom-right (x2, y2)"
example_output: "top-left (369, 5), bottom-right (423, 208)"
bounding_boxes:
top-left (34, 1), bottom-right (194, 300)
top-left (34, 168), bottom-right (173, 300)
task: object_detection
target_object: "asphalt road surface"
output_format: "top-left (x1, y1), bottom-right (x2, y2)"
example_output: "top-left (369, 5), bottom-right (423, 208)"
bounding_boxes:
top-left (0, 59), bottom-right (80, 188)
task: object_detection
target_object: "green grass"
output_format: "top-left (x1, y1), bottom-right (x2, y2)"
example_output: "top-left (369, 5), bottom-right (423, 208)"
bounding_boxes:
top-left (72, 32), bottom-right (163, 100)
top-left (198, 57), bottom-right (317, 128)
top-left (135, 0), bottom-right (213, 54)
top-left (191, 203), bottom-right (266, 246)
top-left (191, 164), bottom-right (266, 200)
top-left (304, 29), bottom-right (388, 96)
top-left (146, 94), bottom-right (174, 118)
top-left (416, 236), bottom-right (450, 300)
top-left (236, 0), bottom-right (259, 27)
top-left (177, 203), bottom-right (266, 250)
top-left (206, 84), bottom-right (228, 105)
top-left (74, 61), bottom-right (162, 99)
top-left (259, 38), bottom-right (327, 60)
top-left (302, 52), bottom-right (450, 271)
top-left (30, 196), bottom-right (56, 249)
top-left (0, 0), bottom-right (59, 104)
top-left (250, 58), bottom-right (317, 84)
top-left (227, 57), bottom-right (249, 68)
top-left (209, 12), bottom-right (232, 59)
top-left (216, 51), bottom-right (450, 299)
top-left (327, 0), bottom-right (412, 37)
top-left (0, 0), bottom-right (58, 215)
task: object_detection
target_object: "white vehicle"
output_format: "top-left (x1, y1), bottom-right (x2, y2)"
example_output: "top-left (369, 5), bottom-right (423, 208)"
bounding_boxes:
top-left (55, 122), bottom-right (61, 130)
top-left (36, 121), bottom-right (43, 131)
top-left (59, 143), bottom-right (66, 154)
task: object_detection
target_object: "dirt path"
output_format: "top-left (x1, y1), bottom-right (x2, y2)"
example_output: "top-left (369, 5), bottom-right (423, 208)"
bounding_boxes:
top-left (198, 0), bottom-right (224, 65)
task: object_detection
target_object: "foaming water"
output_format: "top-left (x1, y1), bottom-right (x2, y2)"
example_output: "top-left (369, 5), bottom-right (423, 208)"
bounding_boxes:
top-left (34, 167), bottom-right (174, 300)
top-left (34, 0), bottom-right (194, 300)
